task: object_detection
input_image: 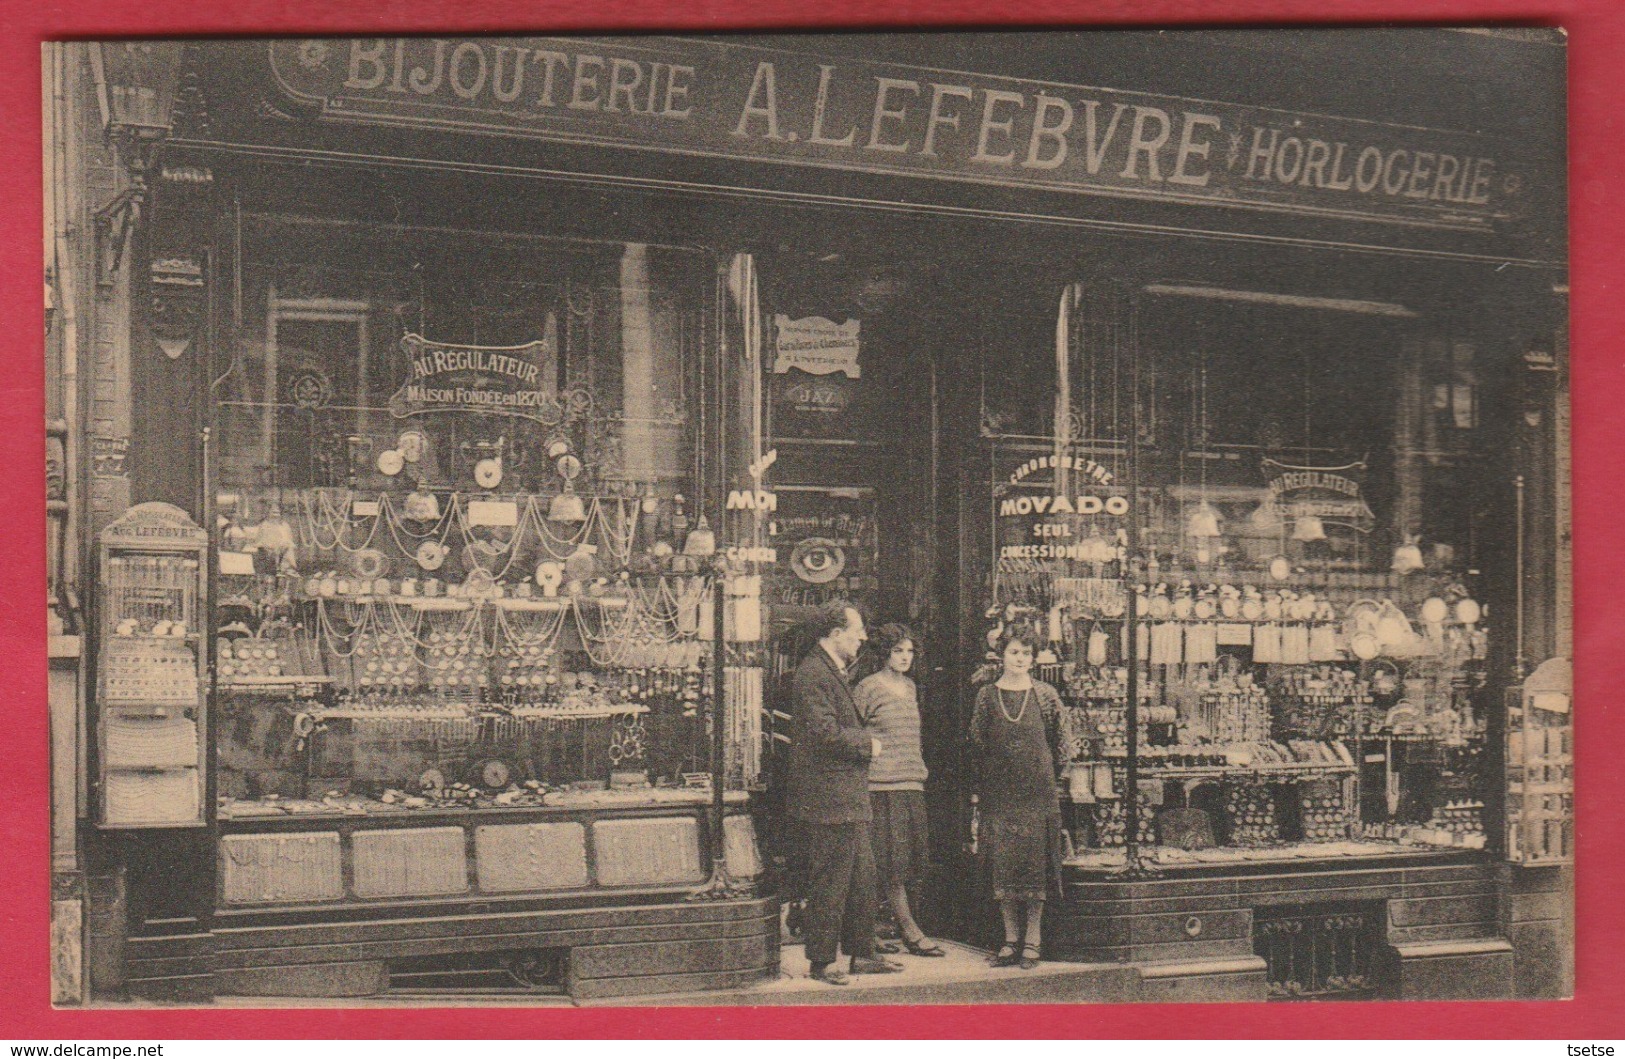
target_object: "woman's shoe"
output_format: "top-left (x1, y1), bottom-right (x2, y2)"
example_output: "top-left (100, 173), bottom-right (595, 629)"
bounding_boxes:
top-left (1019, 944), bottom-right (1042, 970)
top-left (873, 939), bottom-right (903, 955)
top-left (903, 937), bottom-right (947, 957)
top-left (992, 944), bottom-right (1020, 968)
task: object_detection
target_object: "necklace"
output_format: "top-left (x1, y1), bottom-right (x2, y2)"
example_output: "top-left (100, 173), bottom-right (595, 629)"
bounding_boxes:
top-left (997, 686), bottom-right (1033, 725)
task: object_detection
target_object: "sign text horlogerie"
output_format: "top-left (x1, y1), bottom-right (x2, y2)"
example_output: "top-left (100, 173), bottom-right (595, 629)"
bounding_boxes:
top-left (268, 38), bottom-right (1530, 232)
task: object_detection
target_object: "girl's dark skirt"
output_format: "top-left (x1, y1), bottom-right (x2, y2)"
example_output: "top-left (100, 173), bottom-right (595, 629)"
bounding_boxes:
top-left (869, 788), bottom-right (931, 888)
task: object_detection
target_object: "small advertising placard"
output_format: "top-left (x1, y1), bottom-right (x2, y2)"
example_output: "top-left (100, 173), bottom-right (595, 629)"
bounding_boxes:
top-left (773, 315), bottom-right (861, 377)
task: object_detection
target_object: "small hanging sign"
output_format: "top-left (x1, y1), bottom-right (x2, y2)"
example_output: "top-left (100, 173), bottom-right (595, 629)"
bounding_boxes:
top-left (773, 316), bottom-right (860, 378)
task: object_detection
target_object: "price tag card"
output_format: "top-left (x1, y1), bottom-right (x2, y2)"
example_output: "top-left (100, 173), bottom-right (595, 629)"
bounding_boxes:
top-left (218, 551), bottom-right (256, 576)
top-left (1531, 691), bottom-right (1570, 715)
top-left (467, 500), bottom-right (519, 527)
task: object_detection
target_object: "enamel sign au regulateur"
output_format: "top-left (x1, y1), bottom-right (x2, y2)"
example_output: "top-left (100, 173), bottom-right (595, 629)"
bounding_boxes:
top-left (388, 333), bottom-right (569, 424)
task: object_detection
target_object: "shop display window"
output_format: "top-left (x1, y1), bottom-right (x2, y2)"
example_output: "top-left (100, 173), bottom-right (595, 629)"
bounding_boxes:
top-left (208, 221), bottom-right (749, 820)
top-left (982, 285), bottom-right (1494, 867)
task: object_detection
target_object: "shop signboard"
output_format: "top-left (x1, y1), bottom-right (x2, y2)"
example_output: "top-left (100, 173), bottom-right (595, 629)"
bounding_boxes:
top-left (769, 316), bottom-right (862, 438)
top-left (764, 486), bottom-right (879, 609)
top-left (269, 37), bottom-right (1534, 234)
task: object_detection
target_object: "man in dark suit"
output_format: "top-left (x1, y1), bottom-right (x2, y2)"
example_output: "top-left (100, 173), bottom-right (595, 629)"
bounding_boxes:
top-left (786, 602), bottom-right (903, 985)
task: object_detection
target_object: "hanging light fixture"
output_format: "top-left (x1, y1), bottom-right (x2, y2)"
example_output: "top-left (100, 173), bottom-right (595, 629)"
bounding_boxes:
top-left (1285, 345), bottom-right (1328, 544)
top-left (548, 454), bottom-right (587, 523)
top-left (1291, 513), bottom-right (1327, 542)
top-left (683, 512), bottom-right (717, 557)
top-left (1391, 533), bottom-right (1425, 574)
top-left (1186, 501), bottom-right (1222, 538)
top-left (1186, 345), bottom-right (1223, 557)
top-left (1248, 501), bottom-right (1281, 534)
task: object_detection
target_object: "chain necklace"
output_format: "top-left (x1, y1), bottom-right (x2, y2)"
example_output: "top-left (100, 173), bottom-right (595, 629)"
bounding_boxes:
top-left (527, 494), bottom-right (596, 558)
top-left (596, 497), bottom-right (639, 565)
top-left (998, 686), bottom-right (1033, 725)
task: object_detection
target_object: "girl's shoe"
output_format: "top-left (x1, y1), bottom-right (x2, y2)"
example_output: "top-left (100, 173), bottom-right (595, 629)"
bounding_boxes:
top-left (992, 944), bottom-right (1020, 968)
top-left (1020, 944), bottom-right (1042, 970)
top-left (903, 937), bottom-right (947, 957)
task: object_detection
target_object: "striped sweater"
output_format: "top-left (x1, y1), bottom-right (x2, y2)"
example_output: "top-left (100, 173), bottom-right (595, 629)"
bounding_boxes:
top-left (854, 672), bottom-right (929, 791)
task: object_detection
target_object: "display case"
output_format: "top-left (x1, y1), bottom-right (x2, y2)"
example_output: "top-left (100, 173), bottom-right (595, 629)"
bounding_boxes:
top-left (206, 225), bottom-right (768, 868)
top-left (213, 485), bottom-right (722, 819)
top-left (96, 502), bottom-right (210, 828)
top-left (978, 282), bottom-right (1495, 868)
top-left (1505, 657), bottom-right (1572, 865)
top-left (999, 501), bottom-right (1493, 866)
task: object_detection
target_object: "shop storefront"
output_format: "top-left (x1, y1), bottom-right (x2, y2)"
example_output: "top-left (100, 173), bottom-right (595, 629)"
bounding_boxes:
top-left (47, 30), bottom-right (1569, 1003)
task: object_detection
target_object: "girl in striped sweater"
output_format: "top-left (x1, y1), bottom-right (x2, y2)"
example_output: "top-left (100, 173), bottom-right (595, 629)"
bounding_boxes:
top-left (855, 624), bottom-right (945, 958)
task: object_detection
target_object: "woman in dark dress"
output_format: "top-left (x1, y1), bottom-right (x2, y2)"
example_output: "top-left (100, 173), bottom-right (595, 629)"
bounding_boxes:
top-left (970, 625), bottom-right (1072, 969)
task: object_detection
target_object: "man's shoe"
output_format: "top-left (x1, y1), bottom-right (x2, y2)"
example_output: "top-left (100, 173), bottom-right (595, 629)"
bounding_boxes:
top-left (849, 955), bottom-right (905, 975)
top-left (810, 963), bottom-right (850, 986)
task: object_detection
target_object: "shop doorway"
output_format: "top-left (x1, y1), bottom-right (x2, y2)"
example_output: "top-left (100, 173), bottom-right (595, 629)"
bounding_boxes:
top-left (750, 239), bottom-right (1000, 944)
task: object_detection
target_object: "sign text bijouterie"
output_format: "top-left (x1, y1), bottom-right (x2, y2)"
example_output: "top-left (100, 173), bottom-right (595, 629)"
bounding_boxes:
top-left (269, 37), bottom-right (1532, 233)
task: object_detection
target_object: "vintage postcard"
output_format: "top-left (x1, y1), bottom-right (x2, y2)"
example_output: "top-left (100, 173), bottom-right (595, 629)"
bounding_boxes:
top-left (43, 27), bottom-right (1570, 1010)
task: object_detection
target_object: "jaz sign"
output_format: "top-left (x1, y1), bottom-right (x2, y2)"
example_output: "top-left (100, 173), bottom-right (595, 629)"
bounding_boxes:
top-left (268, 37), bottom-right (1532, 234)
top-left (389, 333), bottom-right (561, 423)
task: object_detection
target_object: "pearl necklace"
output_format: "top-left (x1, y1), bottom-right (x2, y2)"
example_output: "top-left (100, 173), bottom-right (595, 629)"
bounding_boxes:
top-left (997, 685), bottom-right (1033, 725)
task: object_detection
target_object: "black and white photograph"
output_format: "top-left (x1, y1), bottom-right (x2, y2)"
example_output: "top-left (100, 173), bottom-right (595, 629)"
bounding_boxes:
top-left (41, 28), bottom-right (1572, 1010)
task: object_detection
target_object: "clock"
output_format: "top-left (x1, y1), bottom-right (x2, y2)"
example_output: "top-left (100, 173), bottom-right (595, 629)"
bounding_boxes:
top-left (479, 758), bottom-right (512, 789)
top-left (475, 457), bottom-right (504, 490)
top-left (415, 540), bottom-right (447, 571)
top-left (397, 430), bottom-right (426, 464)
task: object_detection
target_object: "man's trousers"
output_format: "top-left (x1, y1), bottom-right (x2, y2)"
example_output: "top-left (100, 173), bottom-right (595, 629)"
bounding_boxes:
top-left (800, 819), bottom-right (878, 967)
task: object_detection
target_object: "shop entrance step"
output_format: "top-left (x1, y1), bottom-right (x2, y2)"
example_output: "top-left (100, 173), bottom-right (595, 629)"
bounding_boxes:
top-left (585, 938), bottom-right (1139, 1006)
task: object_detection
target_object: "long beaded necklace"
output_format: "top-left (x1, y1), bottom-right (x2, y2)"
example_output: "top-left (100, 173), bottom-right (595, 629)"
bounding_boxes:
top-left (998, 685), bottom-right (1034, 725)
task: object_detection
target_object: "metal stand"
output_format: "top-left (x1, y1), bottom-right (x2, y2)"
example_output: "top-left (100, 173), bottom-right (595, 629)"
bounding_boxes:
top-left (690, 574), bottom-right (748, 900)
top-left (1111, 292), bottom-right (1160, 880)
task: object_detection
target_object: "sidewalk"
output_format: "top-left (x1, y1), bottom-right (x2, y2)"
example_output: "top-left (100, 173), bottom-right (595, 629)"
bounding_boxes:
top-left (592, 936), bottom-right (1139, 1006)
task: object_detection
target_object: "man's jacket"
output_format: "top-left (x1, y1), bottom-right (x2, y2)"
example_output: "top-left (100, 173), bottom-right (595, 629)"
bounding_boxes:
top-left (785, 647), bottom-right (874, 824)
